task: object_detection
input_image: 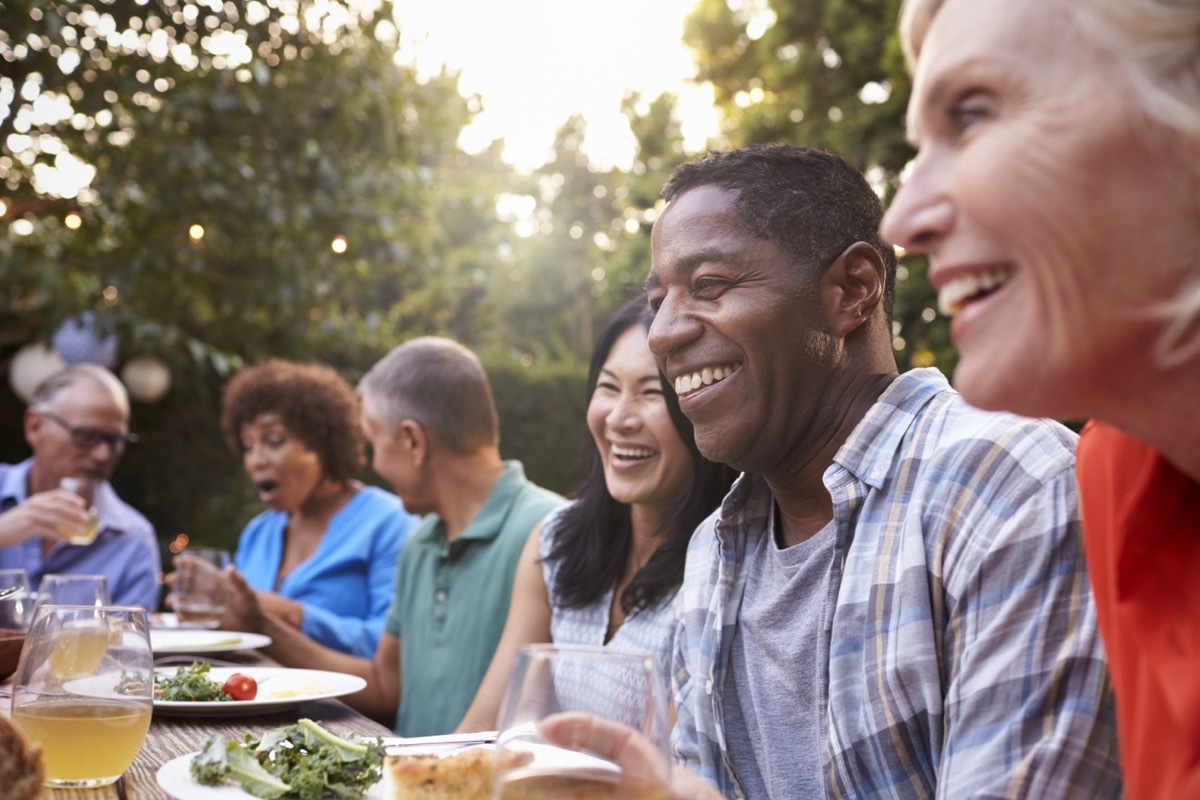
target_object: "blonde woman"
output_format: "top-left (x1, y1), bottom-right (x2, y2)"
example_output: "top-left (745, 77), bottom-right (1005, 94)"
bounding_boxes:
top-left (881, 0), bottom-right (1200, 796)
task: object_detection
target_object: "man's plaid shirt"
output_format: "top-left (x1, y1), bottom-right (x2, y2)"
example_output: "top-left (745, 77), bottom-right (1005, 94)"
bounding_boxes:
top-left (671, 369), bottom-right (1121, 799)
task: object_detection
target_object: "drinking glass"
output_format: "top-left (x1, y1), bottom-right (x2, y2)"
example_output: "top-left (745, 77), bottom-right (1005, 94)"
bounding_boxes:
top-left (36, 573), bottom-right (110, 609)
top-left (59, 476), bottom-right (102, 545)
top-left (10, 604), bottom-right (154, 787)
top-left (493, 644), bottom-right (671, 800)
top-left (0, 568), bottom-right (31, 682)
top-left (171, 546), bottom-right (231, 625)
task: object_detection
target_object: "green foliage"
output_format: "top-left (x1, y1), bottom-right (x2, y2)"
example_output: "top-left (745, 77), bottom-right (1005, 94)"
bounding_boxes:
top-left (682, 0), bottom-right (952, 375)
top-left (482, 92), bottom-right (691, 366)
top-left (487, 357), bottom-right (589, 498)
top-left (0, 1), bottom-right (523, 557)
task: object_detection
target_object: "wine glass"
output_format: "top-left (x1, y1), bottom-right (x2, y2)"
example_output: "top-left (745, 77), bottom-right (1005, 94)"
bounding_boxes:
top-left (35, 573), bottom-right (110, 610)
top-left (493, 644), bottom-right (671, 800)
top-left (0, 568), bottom-right (31, 682)
top-left (171, 546), bottom-right (231, 625)
top-left (9, 604), bottom-right (153, 788)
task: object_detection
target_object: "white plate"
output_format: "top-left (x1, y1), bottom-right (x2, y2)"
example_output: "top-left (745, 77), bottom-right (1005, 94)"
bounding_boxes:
top-left (156, 752), bottom-right (385, 799)
top-left (149, 612), bottom-right (220, 630)
top-left (150, 629), bottom-right (272, 655)
top-left (153, 667), bottom-right (367, 716)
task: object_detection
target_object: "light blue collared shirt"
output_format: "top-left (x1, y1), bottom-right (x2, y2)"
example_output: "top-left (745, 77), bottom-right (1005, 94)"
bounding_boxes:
top-left (0, 458), bottom-right (161, 610)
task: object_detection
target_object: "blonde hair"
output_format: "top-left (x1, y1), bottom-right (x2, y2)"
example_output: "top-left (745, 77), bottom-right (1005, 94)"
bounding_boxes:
top-left (897, 0), bottom-right (1200, 366)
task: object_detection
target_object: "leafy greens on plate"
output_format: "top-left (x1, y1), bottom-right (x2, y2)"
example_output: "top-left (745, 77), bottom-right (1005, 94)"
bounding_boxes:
top-left (155, 661), bottom-right (231, 702)
top-left (190, 718), bottom-right (384, 799)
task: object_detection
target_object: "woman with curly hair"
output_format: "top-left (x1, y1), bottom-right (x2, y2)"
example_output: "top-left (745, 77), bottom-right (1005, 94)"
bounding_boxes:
top-left (457, 295), bottom-right (737, 732)
top-left (216, 359), bottom-right (418, 657)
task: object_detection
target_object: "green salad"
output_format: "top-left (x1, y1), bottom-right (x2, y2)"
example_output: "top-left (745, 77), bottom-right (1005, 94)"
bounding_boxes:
top-left (155, 661), bottom-right (231, 702)
top-left (190, 718), bottom-right (384, 800)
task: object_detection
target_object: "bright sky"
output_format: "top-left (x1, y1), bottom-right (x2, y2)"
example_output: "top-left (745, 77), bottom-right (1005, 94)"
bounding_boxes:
top-left (393, 0), bottom-right (719, 172)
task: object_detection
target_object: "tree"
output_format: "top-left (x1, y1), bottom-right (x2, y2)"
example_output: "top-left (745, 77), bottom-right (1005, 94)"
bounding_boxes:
top-left (2, 1), bottom-right (492, 371)
top-left (0, 1), bottom-right (510, 542)
top-left (682, 0), bottom-right (955, 374)
top-left (484, 91), bottom-right (691, 366)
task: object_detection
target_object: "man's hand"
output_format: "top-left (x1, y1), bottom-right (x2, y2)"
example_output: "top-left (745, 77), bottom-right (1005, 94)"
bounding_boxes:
top-left (0, 490), bottom-right (87, 548)
top-left (538, 713), bottom-right (723, 800)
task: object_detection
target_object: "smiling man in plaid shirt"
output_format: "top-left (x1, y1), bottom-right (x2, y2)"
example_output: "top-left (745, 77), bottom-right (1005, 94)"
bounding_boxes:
top-left (639, 145), bottom-right (1121, 799)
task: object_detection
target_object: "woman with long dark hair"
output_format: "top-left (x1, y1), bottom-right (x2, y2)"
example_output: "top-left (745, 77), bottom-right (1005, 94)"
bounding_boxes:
top-left (457, 295), bottom-right (736, 732)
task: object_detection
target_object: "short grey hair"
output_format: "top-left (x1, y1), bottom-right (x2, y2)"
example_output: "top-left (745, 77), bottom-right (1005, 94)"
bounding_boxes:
top-left (898, 0), bottom-right (1200, 366)
top-left (358, 337), bottom-right (499, 454)
top-left (30, 363), bottom-right (130, 417)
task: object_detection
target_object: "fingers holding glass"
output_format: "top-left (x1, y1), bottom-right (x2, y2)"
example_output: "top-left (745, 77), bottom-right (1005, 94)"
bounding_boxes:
top-left (171, 547), bottom-right (232, 625)
top-left (494, 644), bottom-right (671, 799)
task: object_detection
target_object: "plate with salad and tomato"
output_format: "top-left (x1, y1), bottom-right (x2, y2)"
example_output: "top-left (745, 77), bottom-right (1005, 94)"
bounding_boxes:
top-left (150, 662), bottom-right (367, 716)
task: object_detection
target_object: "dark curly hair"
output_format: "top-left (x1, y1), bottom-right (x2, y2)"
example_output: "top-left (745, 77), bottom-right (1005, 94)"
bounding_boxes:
top-left (220, 359), bottom-right (364, 483)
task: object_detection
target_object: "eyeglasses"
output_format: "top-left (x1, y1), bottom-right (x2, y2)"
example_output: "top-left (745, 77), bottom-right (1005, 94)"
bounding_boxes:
top-left (40, 411), bottom-right (139, 451)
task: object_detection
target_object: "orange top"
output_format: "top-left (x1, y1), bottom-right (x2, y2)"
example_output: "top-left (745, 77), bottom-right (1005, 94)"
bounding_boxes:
top-left (1077, 421), bottom-right (1200, 799)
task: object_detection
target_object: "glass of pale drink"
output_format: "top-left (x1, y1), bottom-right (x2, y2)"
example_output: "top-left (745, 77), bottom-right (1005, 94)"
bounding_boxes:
top-left (494, 644), bottom-right (671, 800)
top-left (36, 573), bottom-right (110, 610)
top-left (172, 546), bottom-right (232, 625)
top-left (59, 476), bottom-right (102, 545)
top-left (10, 604), bottom-right (153, 787)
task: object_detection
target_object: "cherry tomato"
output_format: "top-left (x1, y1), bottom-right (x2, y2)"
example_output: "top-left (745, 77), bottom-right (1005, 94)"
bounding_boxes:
top-left (222, 673), bottom-right (258, 701)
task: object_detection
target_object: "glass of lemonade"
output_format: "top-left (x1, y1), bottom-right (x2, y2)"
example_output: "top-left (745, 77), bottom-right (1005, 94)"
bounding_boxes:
top-left (10, 604), bottom-right (153, 788)
top-left (59, 477), bottom-right (102, 545)
top-left (36, 573), bottom-right (110, 610)
top-left (172, 546), bottom-right (232, 625)
top-left (494, 644), bottom-right (672, 800)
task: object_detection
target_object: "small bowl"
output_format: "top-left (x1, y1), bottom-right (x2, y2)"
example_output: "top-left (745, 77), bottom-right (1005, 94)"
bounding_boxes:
top-left (0, 629), bottom-right (26, 682)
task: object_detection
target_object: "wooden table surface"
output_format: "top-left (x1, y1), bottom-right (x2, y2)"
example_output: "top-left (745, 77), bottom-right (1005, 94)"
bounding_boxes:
top-left (2, 649), bottom-right (393, 800)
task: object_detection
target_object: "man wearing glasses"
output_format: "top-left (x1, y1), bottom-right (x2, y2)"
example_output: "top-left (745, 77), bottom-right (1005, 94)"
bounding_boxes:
top-left (0, 364), bottom-right (161, 609)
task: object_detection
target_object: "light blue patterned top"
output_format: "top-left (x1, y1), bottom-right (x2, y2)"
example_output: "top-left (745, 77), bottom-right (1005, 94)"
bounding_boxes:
top-left (672, 368), bottom-right (1121, 799)
top-left (539, 503), bottom-right (678, 704)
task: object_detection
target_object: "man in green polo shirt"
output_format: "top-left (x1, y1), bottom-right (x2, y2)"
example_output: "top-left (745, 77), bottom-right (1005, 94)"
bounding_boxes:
top-left (227, 337), bottom-right (562, 735)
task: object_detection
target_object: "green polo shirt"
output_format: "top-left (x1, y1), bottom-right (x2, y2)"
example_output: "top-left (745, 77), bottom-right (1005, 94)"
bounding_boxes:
top-left (385, 460), bottom-right (563, 736)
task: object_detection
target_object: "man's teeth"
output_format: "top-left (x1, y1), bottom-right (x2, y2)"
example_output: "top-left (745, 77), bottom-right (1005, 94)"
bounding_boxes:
top-left (937, 266), bottom-right (1013, 316)
top-left (674, 365), bottom-right (736, 396)
top-left (613, 446), bottom-right (654, 459)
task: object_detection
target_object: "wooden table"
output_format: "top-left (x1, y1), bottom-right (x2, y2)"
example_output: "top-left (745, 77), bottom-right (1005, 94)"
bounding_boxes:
top-left (2, 650), bottom-right (393, 799)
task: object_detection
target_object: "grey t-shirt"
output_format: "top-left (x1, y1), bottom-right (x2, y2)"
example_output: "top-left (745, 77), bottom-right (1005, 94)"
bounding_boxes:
top-left (723, 507), bottom-right (836, 799)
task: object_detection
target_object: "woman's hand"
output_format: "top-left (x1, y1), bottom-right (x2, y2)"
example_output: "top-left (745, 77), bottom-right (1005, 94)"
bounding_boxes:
top-left (220, 568), bottom-right (271, 633)
top-left (537, 712), bottom-right (723, 800)
top-left (221, 569), bottom-right (305, 632)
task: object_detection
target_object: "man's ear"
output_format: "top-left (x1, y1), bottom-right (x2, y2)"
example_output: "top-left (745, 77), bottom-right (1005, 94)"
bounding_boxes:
top-left (823, 241), bottom-right (886, 337)
top-left (397, 419), bottom-right (428, 467)
top-left (23, 407), bottom-right (43, 446)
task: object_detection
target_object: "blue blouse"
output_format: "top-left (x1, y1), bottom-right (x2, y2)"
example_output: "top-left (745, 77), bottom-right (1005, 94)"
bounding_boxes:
top-left (235, 485), bottom-right (418, 657)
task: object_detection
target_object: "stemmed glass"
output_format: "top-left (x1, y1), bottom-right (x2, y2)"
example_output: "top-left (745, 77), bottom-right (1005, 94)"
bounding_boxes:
top-left (35, 573), bottom-right (110, 610)
top-left (0, 568), bottom-right (31, 682)
top-left (9, 604), bottom-right (154, 788)
top-left (493, 644), bottom-right (671, 799)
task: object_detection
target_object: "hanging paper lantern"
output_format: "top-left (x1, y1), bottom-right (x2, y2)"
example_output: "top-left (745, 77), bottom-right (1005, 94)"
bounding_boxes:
top-left (120, 355), bottom-right (172, 402)
top-left (8, 343), bottom-right (67, 403)
top-left (52, 312), bottom-right (118, 367)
